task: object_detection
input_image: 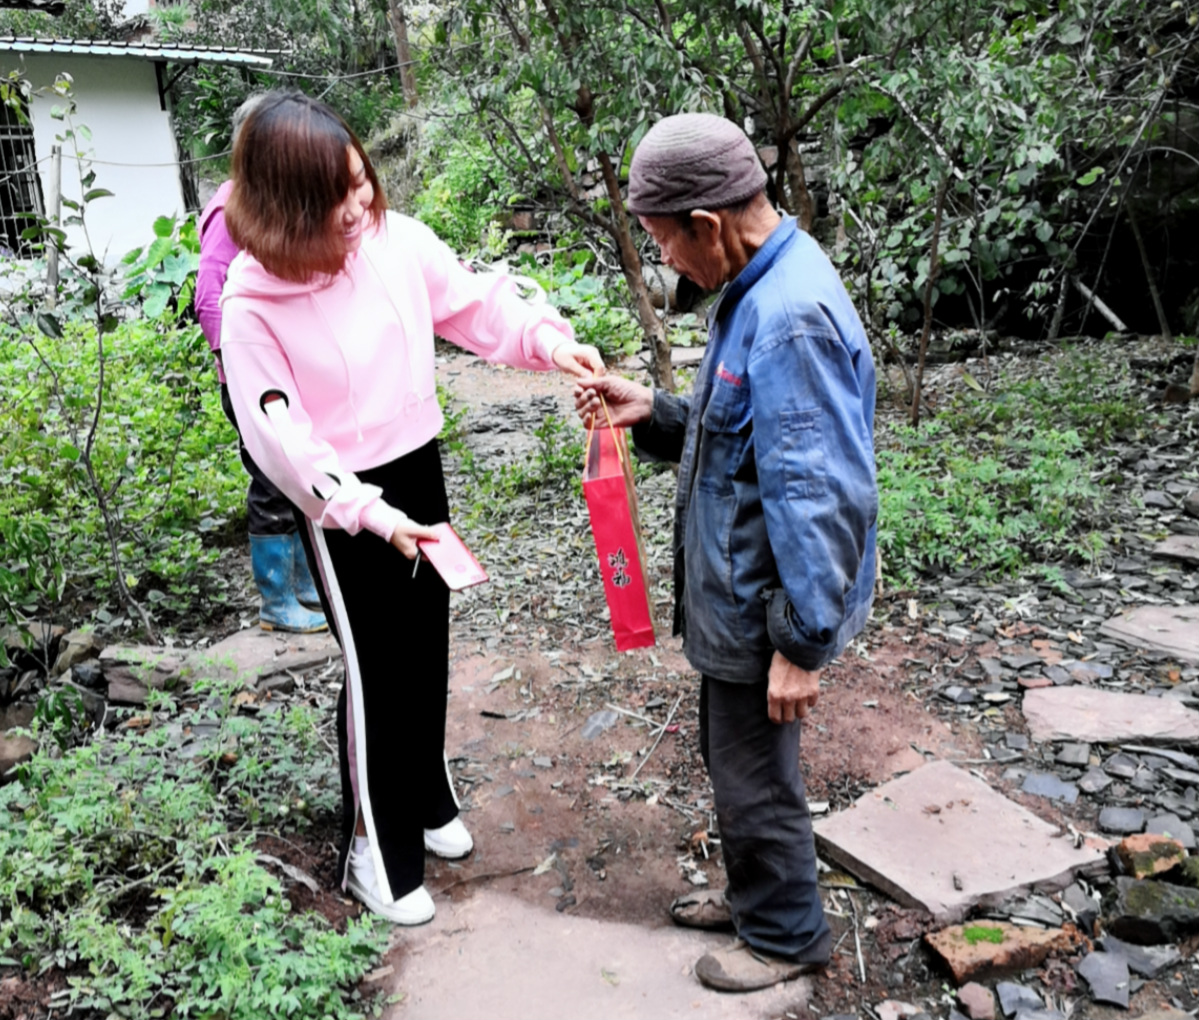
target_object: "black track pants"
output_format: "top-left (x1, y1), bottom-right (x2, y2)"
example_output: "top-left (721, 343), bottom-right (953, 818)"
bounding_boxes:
top-left (295, 439), bottom-right (459, 901)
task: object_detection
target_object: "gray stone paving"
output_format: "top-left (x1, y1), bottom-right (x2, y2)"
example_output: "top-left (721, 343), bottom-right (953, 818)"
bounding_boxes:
top-left (813, 761), bottom-right (1106, 922)
top-left (1100, 605), bottom-right (1199, 665)
top-left (1022, 687), bottom-right (1199, 745)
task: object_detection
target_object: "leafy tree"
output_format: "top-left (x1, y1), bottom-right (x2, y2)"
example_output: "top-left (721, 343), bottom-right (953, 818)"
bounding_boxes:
top-left (0, 0), bottom-right (126, 38)
top-left (429, 0), bottom-right (712, 389)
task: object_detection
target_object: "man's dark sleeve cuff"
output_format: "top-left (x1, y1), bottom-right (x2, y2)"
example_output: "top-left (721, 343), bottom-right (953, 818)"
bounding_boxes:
top-left (631, 390), bottom-right (689, 464)
top-left (765, 588), bottom-right (835, 671)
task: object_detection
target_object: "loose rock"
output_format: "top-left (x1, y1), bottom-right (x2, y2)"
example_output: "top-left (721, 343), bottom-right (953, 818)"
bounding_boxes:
top-left (1106, 876), bottom-right (1199, 944)
top-left (1115, 833), bottom-right (1187, 878)
top-left (0, 731), bottom-right (36, 779)
top-left (996, 982), bottom-right (1043, 1017)
top-left (957, 982), bottom-right (995, 1020)
top-left (1021, 773), bottom-right (1079, 803)
top-left (1099, 807), bottom-right (1146, 835)
top-left (1145, 814), bottom-right (1196, 850)
top-left (1097, 933), bottom-right (1181, 978)
top-left (1076, 951), bottom-right (1130, 1008)
top-left (51, 629), bottom-right (101, 676)
top-left (1078, 769), bottom-right (1113, 795)
top-left (581, 709), bottom-right (619, 740)
top-left (925, 921), bottom-right (1077, 984)
top-left (1055, 743), bottom-right (1090, 767)
top-left (876, 1001), bottom-right (921, 1020)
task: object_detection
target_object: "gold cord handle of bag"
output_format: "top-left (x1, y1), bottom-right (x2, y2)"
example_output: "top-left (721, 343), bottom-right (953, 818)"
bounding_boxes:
top-left (585, 393), bottom-right (624, 469)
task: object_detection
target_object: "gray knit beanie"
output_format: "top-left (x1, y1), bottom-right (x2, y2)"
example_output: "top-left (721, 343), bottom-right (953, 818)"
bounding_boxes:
top-left (628, 113), bottom-right (767, 217)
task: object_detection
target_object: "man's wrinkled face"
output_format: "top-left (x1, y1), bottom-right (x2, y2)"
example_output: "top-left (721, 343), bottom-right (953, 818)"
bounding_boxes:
top-left (638, 213), bottom-right (725, 291)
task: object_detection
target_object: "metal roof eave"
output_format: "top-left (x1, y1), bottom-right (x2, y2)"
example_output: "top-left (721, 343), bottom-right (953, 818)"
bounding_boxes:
top-left (0, 36), bottom-right (277, 69)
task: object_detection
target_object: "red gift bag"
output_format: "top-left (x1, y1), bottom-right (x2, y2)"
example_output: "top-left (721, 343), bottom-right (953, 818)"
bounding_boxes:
top-left (583, 410), bottom-right (656, 651)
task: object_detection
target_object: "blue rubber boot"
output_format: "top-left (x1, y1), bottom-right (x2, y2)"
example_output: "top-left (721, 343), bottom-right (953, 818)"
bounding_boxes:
top-left (291, 532), bottom-right (323, 609)
top-left (249, 534), bottom-right (328, 633)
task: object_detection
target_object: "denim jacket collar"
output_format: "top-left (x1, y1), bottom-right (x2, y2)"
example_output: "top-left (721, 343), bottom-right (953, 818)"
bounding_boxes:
top-left (710, 215), bottom-right (800, 328)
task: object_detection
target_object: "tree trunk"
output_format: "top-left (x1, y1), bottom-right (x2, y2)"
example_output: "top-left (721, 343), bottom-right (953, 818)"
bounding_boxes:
top-left (910, 176), bottom-right (949, 427)
top-left (596, 152), bottom-right (674, 391)
top-left (387, 0), bottom-right (419, 108)
top-left (1191, 346), bottom-right (1199, 397)
top-left (1126, 205), bottom-right (1171, 342)
top-left (785, 137), bottom-right (814, 231)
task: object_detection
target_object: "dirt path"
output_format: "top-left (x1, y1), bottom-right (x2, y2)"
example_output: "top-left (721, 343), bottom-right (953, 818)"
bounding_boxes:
top-left (352, 349), bottom-right (983, 1015)
top-left (384, 891), bottom-right (810, 1020)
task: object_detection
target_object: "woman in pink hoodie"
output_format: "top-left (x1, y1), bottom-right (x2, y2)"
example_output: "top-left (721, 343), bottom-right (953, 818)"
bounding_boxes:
top-left (220, 91), bottom-right (603, 926)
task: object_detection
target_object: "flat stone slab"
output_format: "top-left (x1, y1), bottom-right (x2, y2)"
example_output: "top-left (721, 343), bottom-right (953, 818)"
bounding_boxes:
top-left (1097, 934), bottom-right (1181, 978)
top-left (1146, 814), bottom-right (1196, 849)
top-left (1152, 536), bottom-right (1199, 566)
top-left (1100, 606), bottom-right (1199, 665)
top-left (813, 761), bottom-right (1106, 922)
top-left (1021, 773), bottom-right (1078, 803)
top-left (1023, 687), bottom-right (1199, 746)
top-left (186, 629), bottom-right (341, 686)
top-left (1099, 807), bottom-right (1145, 835)
top-left (384, 889), bottom-right (806, 1020)
top-left (1076, 951), bottom-right (1130, 1008)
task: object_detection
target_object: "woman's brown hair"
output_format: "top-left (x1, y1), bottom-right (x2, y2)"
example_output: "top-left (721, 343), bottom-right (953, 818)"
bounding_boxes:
top-left (225, 91), bottom-right (387, 282)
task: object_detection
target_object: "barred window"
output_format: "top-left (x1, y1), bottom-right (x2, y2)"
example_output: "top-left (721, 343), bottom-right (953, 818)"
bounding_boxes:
top-left (0, 97), bottom-right (44, 258)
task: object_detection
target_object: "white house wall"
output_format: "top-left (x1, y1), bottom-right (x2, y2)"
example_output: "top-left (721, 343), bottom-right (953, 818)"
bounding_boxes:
top-left (16, 54), bottom-right (185, 263)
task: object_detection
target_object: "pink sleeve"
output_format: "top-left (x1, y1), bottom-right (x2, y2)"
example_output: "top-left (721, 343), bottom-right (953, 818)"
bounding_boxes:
top-left (221, 303), bottom-right (405, 541)
top-left (409, 219), bottom-right (574, 369)
top-left (196, 207), bottom-right (241, 355)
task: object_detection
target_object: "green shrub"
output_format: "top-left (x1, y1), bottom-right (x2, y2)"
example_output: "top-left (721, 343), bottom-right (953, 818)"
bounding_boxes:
top-left (877, 420), bottom-right (1099, 584)
top-left (412, 128), bottom-right (504, 254)
top-left (0, 313), bottom-right (242, 619)
top-left (519, 254), bottom-right (641, 361)
top-left (0, 680), bottom-right (386, 1018)
top-left (941, 352), bottom-right (1156, 444)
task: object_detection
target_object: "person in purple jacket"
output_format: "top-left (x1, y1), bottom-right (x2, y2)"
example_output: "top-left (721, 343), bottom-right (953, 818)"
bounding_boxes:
top-left (195, 97), bottom-right (327, 633)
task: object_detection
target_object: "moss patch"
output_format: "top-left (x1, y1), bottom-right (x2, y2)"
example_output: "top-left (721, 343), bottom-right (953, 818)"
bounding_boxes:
top-left (962, 925), bottom-right (1006, 945)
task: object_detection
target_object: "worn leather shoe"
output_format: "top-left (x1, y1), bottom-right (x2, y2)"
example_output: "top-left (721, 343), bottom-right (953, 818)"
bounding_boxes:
top-left (669, 889), bottom-right (734, 930)
top-left (695, 939), bottom-right (825, 992)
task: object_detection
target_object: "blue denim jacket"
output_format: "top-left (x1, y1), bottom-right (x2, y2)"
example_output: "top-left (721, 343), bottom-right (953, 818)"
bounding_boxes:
top-left (632, 218), bottom-right (877, 681)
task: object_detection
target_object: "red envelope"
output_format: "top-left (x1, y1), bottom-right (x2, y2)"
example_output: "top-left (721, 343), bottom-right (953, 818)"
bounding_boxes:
top-left (417, 523), bottom-right (489, 591)
top-left (583, 425), bottom-right (656, 651)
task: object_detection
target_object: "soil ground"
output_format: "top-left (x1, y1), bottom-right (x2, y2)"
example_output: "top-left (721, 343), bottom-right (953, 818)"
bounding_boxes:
top-left (3, 343), bottom-right (1195, 1019)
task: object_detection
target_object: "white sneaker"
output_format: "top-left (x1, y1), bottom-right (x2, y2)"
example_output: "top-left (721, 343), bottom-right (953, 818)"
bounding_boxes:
top-left (347, 848), bottom-right (435, 925)
top-left (424, 817), bottom-right (473, 859)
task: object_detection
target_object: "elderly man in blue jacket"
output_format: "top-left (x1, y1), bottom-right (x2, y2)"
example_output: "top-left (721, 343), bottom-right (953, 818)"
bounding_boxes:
top-left (575, 113), bottom-right (877, 993)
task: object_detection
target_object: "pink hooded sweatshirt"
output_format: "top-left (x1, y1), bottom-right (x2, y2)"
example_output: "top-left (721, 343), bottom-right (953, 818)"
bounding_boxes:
top-left (219, 210), bottom-right (573, 542)
top-left (195, 180), bottom-right (237, 383)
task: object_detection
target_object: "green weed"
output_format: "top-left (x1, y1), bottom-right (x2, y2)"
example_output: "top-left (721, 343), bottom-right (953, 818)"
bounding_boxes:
top-left (962, 925), bottom-right (1005, 945)
top-left (0, 677), bottom-right (386, 1017)
top-left (877, 420), bottom-right (1098, 584)
top-left (519, 253), bottom-right (641, 361)
top-left (0, 314), bottom-right (242, 623)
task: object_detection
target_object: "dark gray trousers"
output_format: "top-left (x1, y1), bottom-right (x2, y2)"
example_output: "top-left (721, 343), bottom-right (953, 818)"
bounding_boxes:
top-left (700, 675), bottom-right (831, 962)
top-left (220, 383), bottom-right (298, 536)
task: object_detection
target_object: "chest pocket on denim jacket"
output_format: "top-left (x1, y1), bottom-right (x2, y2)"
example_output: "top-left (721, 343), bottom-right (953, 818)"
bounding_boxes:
top-left (698, 381), bottom-right (753, 494)
top-left (780, 408), bottom-right (827, 498)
